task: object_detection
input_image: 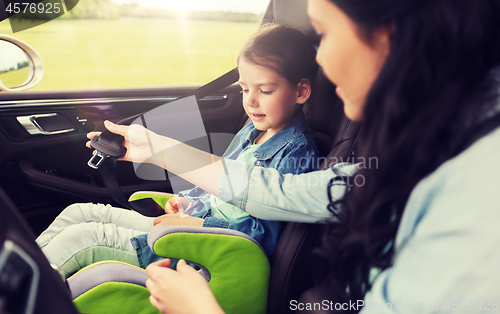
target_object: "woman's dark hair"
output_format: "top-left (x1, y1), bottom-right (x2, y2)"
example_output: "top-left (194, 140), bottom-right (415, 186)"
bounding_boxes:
top-left (238, 24), bottom-right (319, 100)
top-left (322, 0), bottom-right (500, 305)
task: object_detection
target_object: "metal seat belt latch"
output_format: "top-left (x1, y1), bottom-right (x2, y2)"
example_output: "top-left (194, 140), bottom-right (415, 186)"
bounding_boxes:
top-left (87, 134), bottom-right (127, 169)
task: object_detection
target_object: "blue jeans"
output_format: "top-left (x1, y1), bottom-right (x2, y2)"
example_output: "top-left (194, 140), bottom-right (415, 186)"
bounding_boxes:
top-left (36, 203), bottom-right (154, 277)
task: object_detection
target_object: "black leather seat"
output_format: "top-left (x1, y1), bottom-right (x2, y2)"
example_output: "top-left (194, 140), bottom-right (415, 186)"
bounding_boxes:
top-left (267, 97), bottom-right (360, 314)
top-left (0, 188), bottom-right (79, 314)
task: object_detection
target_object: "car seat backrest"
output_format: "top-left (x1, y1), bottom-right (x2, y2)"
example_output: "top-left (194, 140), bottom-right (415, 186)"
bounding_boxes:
top-left (304, 72), bottom-right (351, 158)
top-left (261, 1), bottom-right (362, 313)
top-left (267, 96), bottom-right (360, 314)
top-left (262, 0), bottom-right (317, 39)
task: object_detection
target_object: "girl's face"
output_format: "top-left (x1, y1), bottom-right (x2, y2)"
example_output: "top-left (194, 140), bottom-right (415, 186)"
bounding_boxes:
top-left (238, 58), bottom-right (311, 137)
top-left (308, 0), bottom-right (392, 121)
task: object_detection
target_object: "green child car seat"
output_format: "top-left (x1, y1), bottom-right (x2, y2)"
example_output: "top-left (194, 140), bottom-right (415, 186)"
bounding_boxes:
top-left (69, 223), bottom-right (271, 314)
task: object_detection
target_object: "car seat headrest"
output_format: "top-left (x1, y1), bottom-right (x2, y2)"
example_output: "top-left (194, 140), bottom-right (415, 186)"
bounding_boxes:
top-left (262, 0), bottom-right (318, 42)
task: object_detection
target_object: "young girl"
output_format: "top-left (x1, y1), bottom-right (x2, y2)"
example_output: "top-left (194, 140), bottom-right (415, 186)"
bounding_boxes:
top-left (36, 24), bottom-right (320, 276)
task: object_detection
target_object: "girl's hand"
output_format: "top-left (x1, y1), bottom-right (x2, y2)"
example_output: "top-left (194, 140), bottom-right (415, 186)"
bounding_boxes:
top-left (164, 197), bottom-right (192, 214)
top-left (86, 120), bottom-right (166, 164)
top-left (146, 259), bottom-right (224, 314)
top-left (153, 214), bottom-right (203, 227)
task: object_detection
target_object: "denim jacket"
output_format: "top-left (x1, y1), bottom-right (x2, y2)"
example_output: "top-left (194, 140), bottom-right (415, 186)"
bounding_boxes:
top-left (178, 111), bottom-right (320, 257)
top-left (131, 111), bottom-right (320, 266)
top-left (218, 104), bottom-right (500, 311)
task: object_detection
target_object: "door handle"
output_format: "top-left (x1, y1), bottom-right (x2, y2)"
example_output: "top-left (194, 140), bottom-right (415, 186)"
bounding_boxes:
top-left (17, 113), bottom-right (76, 135)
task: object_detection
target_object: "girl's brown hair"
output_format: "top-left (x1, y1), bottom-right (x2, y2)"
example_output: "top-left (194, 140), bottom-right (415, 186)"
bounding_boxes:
top-left (238, 24), bottom-right (318, 94)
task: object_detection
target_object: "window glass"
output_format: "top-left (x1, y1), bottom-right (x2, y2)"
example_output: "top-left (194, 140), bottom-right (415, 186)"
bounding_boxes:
top-left (0, 0), bottom-right (269, 90)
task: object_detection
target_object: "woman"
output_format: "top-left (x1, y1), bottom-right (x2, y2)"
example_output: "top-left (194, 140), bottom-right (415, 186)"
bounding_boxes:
top-left (95, 0), bottom-right (500, 313)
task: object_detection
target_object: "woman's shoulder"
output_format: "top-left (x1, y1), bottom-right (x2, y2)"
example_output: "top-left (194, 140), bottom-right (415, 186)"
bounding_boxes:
top-left (410, 126), bottom-right (500, 204)
top-left (430, 126), bottom-right (500, 182)
top-left (398, 126), bottom-right (500, 245)
top-left (382, 127), bottom-right (500, 305)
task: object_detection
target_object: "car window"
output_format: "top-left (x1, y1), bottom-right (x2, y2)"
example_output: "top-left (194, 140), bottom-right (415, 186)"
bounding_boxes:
top-left (0, 0), bottom-right (269, 91)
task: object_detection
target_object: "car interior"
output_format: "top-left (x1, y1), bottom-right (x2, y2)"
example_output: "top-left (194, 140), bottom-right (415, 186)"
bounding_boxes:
top-left (0, 0), bottom-right (361, 313)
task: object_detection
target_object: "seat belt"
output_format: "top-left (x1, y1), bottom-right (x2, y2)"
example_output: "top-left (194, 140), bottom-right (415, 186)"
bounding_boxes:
top-left (87, 68), bottom-right (239, 216)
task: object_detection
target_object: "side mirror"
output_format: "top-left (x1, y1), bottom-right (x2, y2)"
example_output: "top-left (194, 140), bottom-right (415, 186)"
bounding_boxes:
top-left (0, 34), bottom-right (44, 91)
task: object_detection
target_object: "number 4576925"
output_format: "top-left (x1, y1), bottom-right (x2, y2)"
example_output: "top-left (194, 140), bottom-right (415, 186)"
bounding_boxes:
top-left (5, 2), bottom-right (63, 15)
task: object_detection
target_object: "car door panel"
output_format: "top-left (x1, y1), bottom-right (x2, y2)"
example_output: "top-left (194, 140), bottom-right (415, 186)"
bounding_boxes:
top-left (0, 84), bottom-right (245, 232)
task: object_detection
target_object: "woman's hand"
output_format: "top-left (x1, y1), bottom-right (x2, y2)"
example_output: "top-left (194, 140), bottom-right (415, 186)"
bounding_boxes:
top-left (153, 214), bottom-right (204, 227)
top-left (86, 120), bottom-right (224, 198)
top-left (164, 196), bottom-right (193, 214)
top-left (146, 259), bottom-right (224, 314)
top-left (86, 120), bottom-right (168, 164)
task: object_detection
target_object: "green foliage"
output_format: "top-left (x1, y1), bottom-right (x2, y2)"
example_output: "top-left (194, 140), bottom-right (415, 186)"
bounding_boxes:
top-left (0, 18), bottom-right (258, 90)
top-left (188, 11), bottom-right (262, 23)
top-left (0, 67), bottom-right (30, 88)
top-left (119, 4), bottom-right (262, 23)
top-left (9, 0), bottom-right (261, 22)
top-left (60, 0), bottom-right (119, 19)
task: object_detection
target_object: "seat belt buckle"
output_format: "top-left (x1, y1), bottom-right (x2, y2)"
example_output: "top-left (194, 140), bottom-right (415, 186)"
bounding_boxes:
top-left (87, 150), bottom-right (109, 169)
top-left (87, 134), bottom-right (127, 169)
